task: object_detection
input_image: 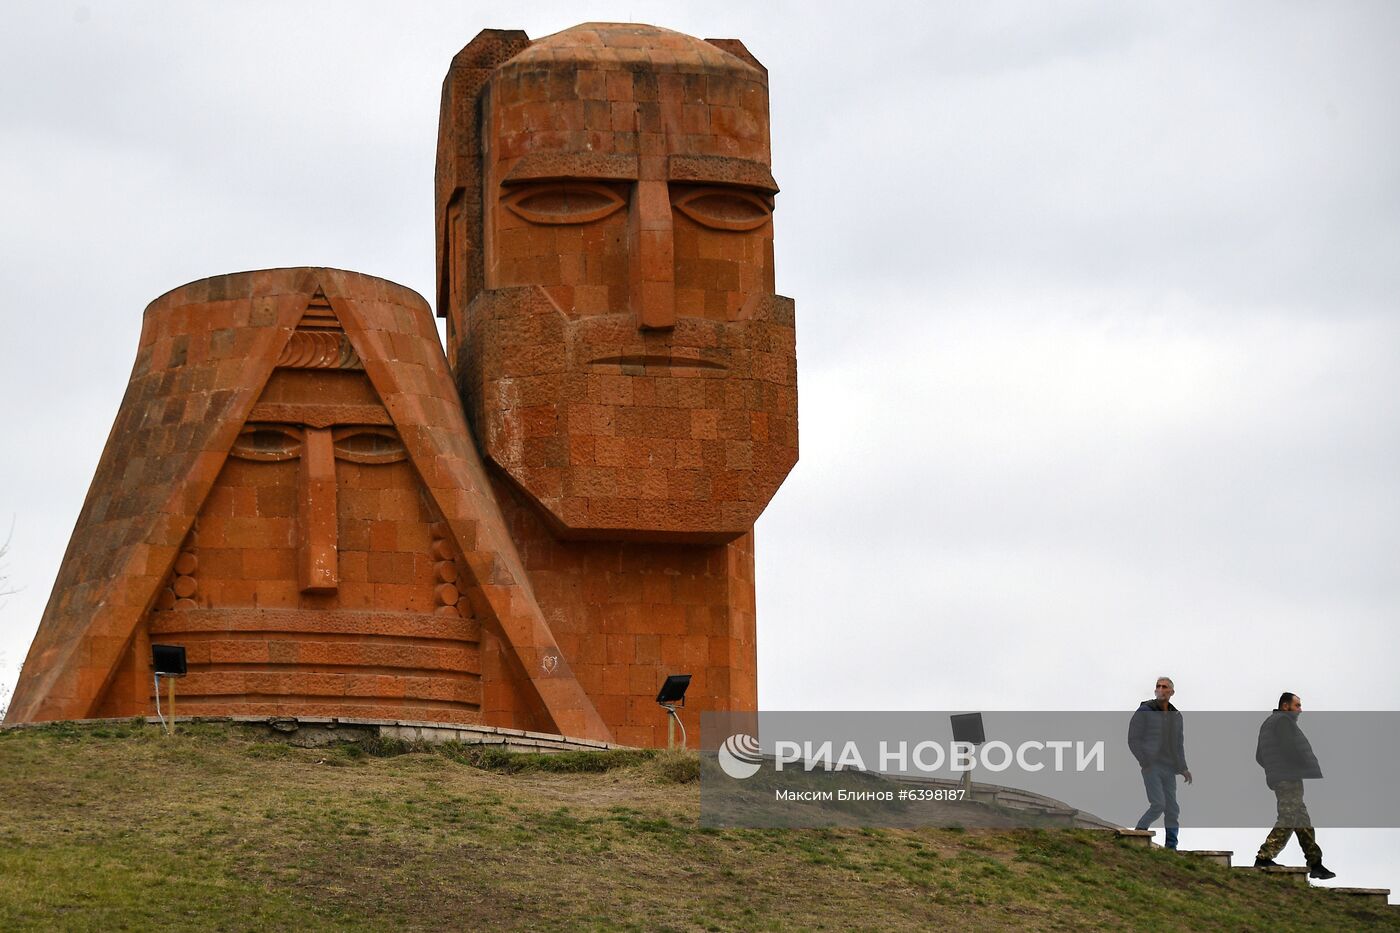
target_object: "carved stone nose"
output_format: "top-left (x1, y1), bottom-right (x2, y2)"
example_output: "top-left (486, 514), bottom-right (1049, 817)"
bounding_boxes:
top-left (298, 427), bottom-right (338, 593)
top-left (630, 178), bottom-right (675, 330)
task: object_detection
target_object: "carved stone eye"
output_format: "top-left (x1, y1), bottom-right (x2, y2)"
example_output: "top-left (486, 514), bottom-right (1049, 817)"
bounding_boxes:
top-left (230, 425), bottom-right (302, 461)
top-left (504, 183), bottom-right (626, 225)
top-left (673, 188), bottom-right (772, 231)
top-left (332, 427), bottom-right (407, 464)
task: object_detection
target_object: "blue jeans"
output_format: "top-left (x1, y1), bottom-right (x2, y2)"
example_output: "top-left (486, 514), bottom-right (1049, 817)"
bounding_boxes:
top-left (1136, 762), bottom-right (1180, 848)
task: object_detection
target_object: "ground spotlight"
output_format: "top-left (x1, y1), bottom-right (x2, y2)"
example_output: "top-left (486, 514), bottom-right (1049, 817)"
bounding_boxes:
top-left (950, 712), bottom-right (986, 795)
top-left (151, 644), bottom-right (187, 735)
top-left (656, 674), bottom-right (692, 749)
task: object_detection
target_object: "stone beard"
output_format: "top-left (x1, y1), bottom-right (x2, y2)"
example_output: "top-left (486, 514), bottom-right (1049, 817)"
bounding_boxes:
top-left (438, 24), bottom-right (797, 746)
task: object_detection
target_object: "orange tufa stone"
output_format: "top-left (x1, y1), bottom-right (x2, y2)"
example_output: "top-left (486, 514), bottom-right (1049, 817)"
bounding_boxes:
top-left (8, 23), bottom-right (796, 749)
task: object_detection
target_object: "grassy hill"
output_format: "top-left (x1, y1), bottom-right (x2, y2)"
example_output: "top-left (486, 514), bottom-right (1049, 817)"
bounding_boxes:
top-left (0, 721), bottom-right (1394, 931)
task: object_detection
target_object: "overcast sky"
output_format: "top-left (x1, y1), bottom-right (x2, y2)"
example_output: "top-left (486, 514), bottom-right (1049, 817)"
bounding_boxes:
top-left (2, 0), bottom-right (1397, 897)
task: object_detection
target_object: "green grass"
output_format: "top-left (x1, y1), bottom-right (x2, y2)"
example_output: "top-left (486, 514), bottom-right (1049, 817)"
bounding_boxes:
top-left (0, 721), bottom-right (1394, 931)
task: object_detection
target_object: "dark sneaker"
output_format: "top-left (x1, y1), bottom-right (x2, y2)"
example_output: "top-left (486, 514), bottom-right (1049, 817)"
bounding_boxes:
top-left (1253, 857), bottom-right (1279, 868)
top-left (1308, 863), bottom-right (1336, 880)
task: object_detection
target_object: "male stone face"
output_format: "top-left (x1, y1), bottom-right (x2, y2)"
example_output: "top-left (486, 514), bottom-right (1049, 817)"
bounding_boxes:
top-left (483, 32), bottom-right (776, 328)
top-left (451, 25), bottom-right (798, 542)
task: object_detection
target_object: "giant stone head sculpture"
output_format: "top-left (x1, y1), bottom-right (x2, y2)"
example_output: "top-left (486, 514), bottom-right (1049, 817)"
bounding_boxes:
top-left (437, 23), bottom-right (797, 542)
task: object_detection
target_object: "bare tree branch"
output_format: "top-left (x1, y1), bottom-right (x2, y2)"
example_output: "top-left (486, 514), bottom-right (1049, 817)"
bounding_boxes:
top-left (0, 516), bottom-right (17, 600)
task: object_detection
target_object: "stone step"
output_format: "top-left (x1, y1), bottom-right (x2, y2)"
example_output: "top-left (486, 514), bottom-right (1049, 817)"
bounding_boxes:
top-left (1322, 887), bottom-right (1390, 905)
top-left (1178, 850), bottom-right (1232, 867)
top-left (1114, 829), bottom-right (1155, 847)
top-left (1240, 865), bottom-right (1310, 886)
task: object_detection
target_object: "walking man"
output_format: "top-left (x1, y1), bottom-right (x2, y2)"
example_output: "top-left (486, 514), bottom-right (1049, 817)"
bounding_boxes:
top-left (1128, 676), bottom-right (1192, 849)
top-left (1254, 692), bottom-right (1335, 879)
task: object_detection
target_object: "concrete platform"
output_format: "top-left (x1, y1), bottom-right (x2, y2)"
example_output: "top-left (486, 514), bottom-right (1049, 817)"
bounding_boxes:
top-left (0, 714), bottom-right (629, 753)
top-left (1114, 829), bottom-right (1155, 847)
top-left (887, 774), bottom-right (1117, 829)
top-left (1179, 849), bottom-right (1232, 867)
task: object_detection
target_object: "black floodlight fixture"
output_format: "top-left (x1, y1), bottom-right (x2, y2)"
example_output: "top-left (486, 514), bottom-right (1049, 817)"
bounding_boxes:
top-left (151, 644), bottom-right (187, 736)
top-left (656, 674), bottom-right (692, 707)
top-left (950, 712), bottom-right (985, 793)
top-left (151, 644), bottom-right (188, 677)
top-left (950, 712), bottom-right (985, 746)
top-left (656, 674), bottom-right (692, 749)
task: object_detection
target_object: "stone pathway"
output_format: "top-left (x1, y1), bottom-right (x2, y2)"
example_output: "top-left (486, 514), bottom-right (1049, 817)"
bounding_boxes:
top-left (1114, 827), bottom-right (1393, 905)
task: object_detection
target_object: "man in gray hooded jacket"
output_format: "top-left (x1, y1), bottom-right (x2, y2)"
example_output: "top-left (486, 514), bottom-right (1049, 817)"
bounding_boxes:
top-left (1254, 692), bottom-right (1334, 879)
top-left (1128, 677), bottom-right (1192, 849)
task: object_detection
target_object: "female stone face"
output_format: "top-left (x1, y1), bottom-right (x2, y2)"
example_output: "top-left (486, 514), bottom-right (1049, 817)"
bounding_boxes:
top-left (450, 25), bottom-right (798, 542)
top-left (145, 291), bottom-right (481, 722)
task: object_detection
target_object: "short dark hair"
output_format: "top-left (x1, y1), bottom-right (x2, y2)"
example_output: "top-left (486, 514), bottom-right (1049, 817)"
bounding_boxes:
top-left (1278, 692), bottom-right (1297, 710)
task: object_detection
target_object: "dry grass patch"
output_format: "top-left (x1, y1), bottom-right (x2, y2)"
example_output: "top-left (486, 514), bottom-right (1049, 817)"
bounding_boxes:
top-left (0, 721), bottom-right (1394, 931)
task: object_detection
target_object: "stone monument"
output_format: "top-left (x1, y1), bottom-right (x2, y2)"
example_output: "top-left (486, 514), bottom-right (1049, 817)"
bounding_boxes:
top-left (6, 24), bottom-right (796, 748)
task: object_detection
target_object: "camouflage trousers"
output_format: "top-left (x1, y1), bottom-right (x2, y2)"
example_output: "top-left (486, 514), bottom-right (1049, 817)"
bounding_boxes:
top-left (1257, 779), bottom-right (1322, 864)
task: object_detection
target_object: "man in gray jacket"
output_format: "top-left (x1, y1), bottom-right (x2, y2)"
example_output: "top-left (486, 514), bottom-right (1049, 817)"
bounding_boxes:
top-left (1254, 692), bottom-right (1335, 879)
top-left (1128, 676), bottom-right (1192, 849)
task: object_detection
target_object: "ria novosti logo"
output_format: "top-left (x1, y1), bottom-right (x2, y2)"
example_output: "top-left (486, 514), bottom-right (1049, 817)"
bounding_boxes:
top-left (716, 735), bottom-right (1106, 780)
top-left (718, 733), bottom-right (763, 779)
